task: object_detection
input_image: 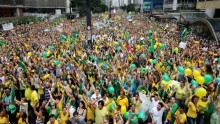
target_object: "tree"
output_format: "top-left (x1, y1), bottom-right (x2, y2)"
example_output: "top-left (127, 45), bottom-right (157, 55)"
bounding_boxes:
top-left (120, 4), bottom-right (136, 12)
top-left (70, 0), bottom-right (108, 17)
top-left (126, 4), bottom-right (135, 12)
top-left (100, 4), bottom-right (108, 12)
top-left (120, 5), bottom-right (127, 11)
top-left (70, 0), bottom-right (86, 17)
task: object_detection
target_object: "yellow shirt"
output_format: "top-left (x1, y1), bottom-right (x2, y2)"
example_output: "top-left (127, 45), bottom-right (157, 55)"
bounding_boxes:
top-left (175, 86), bottom-right (186, 100)
top-left (95, 107), bottom-right (108, 124)
top-left (198, 100), bottom-right (209, 114)
top-left (132, 98), bottom-right (140, 113)
top-left (152, 82), bottom-right (159, 90)
top-left (174, 110), bottom-right (187, 124)
top-left (25, 87), bottom-right (32, 100)
top-left (42, 74), bottom-right (50, 80)
top-left (18, 118), bottom-right (26, 124)
top-left (105, 99), bottom-right (116, 116)
top-left (187, 102), bottom-right (197, 118)
top-left (60, 112), bottom-right (69, 124)
top-left (46, 120), bottom-right (58, 124)
top-left (0, 116), bottom-right (8, 124)
top-left (116, 96), bottom-right (129, 108)
top-left (86, 105), bottom-right (95, 121)
top-left (30, 90), bottom-right (39, 107)
top-left (38, 85), bottom-right (44, 95)
top-left (58, 100), bottom-right (63, 111)
top-left (156, 62), bottom-right (163, 72)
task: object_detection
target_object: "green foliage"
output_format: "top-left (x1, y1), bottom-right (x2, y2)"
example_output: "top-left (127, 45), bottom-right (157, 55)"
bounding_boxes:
top-left (100, 4), bottom-right (108, 12)
top-left (120, 4), bottom-right (136, 12)
top-left (70, 0), bottom-right (107, 17)
top-left (126, 4), bottom-right (135, 12)
top-left (3, 17), bottom-right (43, 26)
top-left (93, 7), bottom-right (102, 13)
top-left (120, 5), bottom-right (127, 11)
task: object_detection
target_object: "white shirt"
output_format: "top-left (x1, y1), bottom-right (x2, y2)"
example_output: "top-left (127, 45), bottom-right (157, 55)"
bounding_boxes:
top-left (0, 76), bottom-right (5, 84)
top-left (150, 107), bottom-right (165, 124)
top-left (150, 98), bottom-right (159, 111)
top-left (91, 93), bottom-right (102, 105)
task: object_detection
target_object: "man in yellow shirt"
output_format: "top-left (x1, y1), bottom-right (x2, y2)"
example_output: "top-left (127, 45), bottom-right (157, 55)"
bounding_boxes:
top-left (46, 114), bottom-right (59, 124)
top-left (116, 92), bottom-right (129, 110)
top-left (174, 104), bottom-right (187, 124)
top-left (95, 100), bottom-right (108, 124)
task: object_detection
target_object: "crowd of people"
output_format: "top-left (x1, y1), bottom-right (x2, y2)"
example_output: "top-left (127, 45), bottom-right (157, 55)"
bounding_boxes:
top-left (0, 11), bottom-right (220, 124)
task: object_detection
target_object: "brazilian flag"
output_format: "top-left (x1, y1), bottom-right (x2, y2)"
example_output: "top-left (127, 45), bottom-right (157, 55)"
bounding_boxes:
top-left (19, 61), bottom-right (27, 73)
top-left (181, 28), bottom-right (188, 41)
top-left (9, 85), bottom-right (16, 114)
top-left (97, 59), bottom-right (111, 71)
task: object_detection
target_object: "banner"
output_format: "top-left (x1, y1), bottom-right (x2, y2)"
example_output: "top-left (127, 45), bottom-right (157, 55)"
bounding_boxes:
top-left (2, 23), bottom-right (14, 31)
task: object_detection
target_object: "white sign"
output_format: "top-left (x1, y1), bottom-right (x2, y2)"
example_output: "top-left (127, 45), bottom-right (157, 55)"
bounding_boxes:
top-left (2, 23), bottom-right (14, 31)
top-left (55, 9), bottom-right (61, 15)
top-left (179, 42), bottom-right (187, 49)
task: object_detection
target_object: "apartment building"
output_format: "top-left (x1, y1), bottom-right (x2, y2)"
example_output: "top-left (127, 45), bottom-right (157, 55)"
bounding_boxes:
top-left (0, 0), bottom-right (69, 17)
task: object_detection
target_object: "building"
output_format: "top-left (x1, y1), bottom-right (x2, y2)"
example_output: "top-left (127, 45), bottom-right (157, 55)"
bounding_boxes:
top-left (163, 0), bottom-right (196, 10)
top-left (133, 0), bottom-right (163, 12)
top-left (196, 0), bottom-right (220, 18)
top-left (143, 0), bottom-right (163, 11)
top-left (0, 0), bottom-right (70, 17)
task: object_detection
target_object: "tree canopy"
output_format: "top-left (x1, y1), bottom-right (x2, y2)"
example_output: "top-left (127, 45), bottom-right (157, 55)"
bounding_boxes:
top-left (70, 0), bottom-right (108, 17)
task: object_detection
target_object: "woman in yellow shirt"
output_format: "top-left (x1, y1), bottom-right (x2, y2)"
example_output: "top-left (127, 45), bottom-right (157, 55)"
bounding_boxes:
top-left (176, 81), bottom-right (187, 105)
top-left (83, 94), bottom-right (95, 121)
top-left (187, 95), bottom-right (199, 124)
top-left (131, 93), bottom-right (142, 114)
top-left (0, 109), bottom-right (9, 124)
top-left (17, 112), bottom-right (28, 124)
top-left (197, 95), bottom-right (212, 124)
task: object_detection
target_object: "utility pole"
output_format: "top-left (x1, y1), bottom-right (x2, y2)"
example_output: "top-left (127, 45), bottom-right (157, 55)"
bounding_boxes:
top-left (86, 0), bottom-right (92, 49)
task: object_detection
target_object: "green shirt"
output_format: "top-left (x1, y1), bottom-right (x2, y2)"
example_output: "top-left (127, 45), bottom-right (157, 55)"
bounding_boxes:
top-left (47, 106), bottom-right (60, 119)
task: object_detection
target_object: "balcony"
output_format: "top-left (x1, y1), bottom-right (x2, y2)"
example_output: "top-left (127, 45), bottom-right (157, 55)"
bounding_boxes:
top-left (0, 0), bottom-right (24, 5)
top-left (197, 0), bottom-right (220, 9)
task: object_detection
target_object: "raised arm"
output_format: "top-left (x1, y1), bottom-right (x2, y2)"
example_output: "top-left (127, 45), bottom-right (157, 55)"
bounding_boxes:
top-left (45, 99), bottom-right (51, 109)
top-left (161, 100), bottom-right (169, 110)
top-left (48, 89), bottom-right (54, 101)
